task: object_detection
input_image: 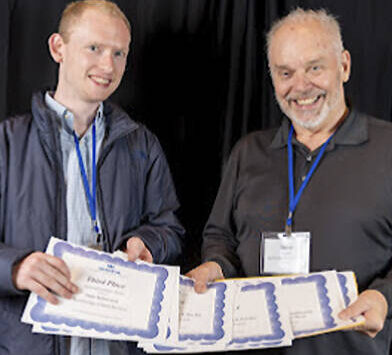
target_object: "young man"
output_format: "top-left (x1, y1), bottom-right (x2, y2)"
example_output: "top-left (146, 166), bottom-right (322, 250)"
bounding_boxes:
top-left (0, 1), bottom-right (184, 354)
top-left (188, 8), bottom-right (391, 355)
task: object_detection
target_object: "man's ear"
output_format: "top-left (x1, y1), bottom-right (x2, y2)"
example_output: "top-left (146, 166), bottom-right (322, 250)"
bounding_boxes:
top-left (48, 33), bottom-right (65, 63)
top-left (341, 49), bottom-right (351, 83)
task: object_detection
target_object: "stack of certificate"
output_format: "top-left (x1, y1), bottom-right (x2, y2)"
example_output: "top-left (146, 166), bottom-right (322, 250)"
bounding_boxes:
top-left (22, 238), bottom-right (364, 352)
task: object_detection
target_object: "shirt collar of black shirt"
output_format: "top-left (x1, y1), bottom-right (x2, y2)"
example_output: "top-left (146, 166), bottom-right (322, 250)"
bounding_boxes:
top-left (270, 108), bottom-right (369, 153)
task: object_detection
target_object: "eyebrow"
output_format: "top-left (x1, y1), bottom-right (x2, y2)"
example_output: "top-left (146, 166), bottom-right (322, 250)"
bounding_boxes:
top-left (273, 65), bottom-right (293, 72)
top-left (273, 57), bottom-right (326, 71)
top-left (306, 58), bottom-right (325, 66)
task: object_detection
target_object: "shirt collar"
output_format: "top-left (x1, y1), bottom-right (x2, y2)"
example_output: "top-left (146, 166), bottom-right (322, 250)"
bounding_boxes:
top-left (270, 108), bottom-right (368, 151)
top-left (45, 91), bottom-right (104, 136)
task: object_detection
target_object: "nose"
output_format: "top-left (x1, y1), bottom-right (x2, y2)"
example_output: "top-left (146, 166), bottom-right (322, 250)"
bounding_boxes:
top-left (99, 51), bottom-right (114, 74)
top-left (292, 72), bottom-right (312, 93)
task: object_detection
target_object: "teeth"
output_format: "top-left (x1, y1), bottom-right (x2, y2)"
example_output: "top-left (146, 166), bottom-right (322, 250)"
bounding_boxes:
top-left (90, 76), bottom-right (110, 85)
top-left (296, 96), bottom-right (318, 105)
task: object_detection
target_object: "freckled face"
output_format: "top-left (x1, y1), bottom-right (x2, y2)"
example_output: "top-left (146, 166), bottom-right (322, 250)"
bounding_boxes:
top-left (56, 8), bottom-right (130, 106)
top-left (269, 20), bottom-right (350, 131)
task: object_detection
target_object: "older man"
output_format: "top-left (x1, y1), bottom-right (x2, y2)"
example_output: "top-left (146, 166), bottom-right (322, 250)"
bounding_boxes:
top-left (0, 1), bottom-right (184, 354)
top-left (188, 8), bottom-right (392, 355)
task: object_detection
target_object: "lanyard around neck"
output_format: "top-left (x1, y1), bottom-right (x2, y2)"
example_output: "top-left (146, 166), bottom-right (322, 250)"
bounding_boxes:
top-left (286, 125), bottom-right (335, 234)
top-left (72, 121), bottom-right (100, 238)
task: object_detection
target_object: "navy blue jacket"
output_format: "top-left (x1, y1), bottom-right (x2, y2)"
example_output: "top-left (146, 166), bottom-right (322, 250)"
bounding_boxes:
top-left (0, 92), bottom-right (185, 354)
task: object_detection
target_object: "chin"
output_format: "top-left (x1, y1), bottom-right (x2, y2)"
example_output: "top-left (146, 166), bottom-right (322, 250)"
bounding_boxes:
top-left (87, 93), bottom-right (113, 103)
top-left (290, 112), bottom-right (328, 130)
top-left (280, 102), bottom-right (329, 130)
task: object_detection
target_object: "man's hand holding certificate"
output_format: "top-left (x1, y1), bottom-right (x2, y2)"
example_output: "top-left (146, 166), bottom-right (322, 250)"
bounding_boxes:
top-left (22, 237), bottom-right (179, 342)
top-left (22, 238), bottom-right (364, 352)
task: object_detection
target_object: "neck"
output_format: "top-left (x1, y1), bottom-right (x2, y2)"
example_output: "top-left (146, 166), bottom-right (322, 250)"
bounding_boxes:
top-left (72, 114), bottom-right (97, 137)
top-left (53, 91), bottom-right (100, 137)
top-left (293, 106), bottom-right (349, 151)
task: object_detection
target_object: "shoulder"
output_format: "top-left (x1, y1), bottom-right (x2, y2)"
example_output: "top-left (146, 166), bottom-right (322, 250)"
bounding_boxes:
top-left (360, 111), bottom-right (392, 142)
top-left (105, 101), bottom-right (157, 139)
top-left (104, 101), bottom-right (164, 156)
top-left (0, 113), bottom-right (34, 169)
top-left (230, 127), bottom-right (280, 159)
top-left (366, 115), bottom-right (392, 133)
top-left (0, 113), bottom-right (34, 139)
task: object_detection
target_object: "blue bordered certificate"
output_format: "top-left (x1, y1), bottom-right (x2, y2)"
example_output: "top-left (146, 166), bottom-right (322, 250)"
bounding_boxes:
top-left (140, 277), bottom-right (292, 353)
top-left (337, 271), bottom-right (358, 307)
top-left (22, 237), bottom-right (178, 342)
top-left (226, 277), bottom-right (292, 350)
top-left (139, 276), bottom-right (235, 352)
top-left (281, 271), bottom-right (364, 338)
top-left (139, 271), bottom-right (363, 353)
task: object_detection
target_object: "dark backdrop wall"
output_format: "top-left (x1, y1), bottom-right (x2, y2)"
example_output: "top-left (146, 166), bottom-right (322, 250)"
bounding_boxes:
top-left (0, 0), bottom-right (391, 272)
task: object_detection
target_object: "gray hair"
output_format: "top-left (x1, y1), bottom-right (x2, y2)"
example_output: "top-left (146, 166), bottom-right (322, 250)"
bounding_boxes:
top-left (266, 8), bottom-right (344, 64)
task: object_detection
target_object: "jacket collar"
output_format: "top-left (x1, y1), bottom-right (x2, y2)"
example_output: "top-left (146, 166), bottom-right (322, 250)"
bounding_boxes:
top-left (101, 100), bottom-right (139, 147)
top-left (31, 91), bottom-right (139, 148)
top-left (270, 108), bottom-right (368, 151)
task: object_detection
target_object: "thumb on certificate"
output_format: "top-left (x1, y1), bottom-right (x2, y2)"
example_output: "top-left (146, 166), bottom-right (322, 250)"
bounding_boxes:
top-left (186, 262), bottom-right (224, 294)
top-left (339, 289), bottom-right (387, 338)
top-left (125, 237), bottom-right (153, 263)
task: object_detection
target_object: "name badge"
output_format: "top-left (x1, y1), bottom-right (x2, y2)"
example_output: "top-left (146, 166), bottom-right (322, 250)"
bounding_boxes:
top-left (260, 232), bottom-right (311, 275)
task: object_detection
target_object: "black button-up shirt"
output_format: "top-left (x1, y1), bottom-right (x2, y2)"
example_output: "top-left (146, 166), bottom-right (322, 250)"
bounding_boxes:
top-left (203, 109), bottom-right (392, 355)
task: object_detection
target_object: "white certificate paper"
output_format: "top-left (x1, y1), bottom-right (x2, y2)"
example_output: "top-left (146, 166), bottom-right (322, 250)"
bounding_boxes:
top-left (227, 277), bottom-right (292, 350)
top-left (280, 271), bottom-right (363, 337)
top-left (22, 237), bottom-right (178, 342)
top-left (21, 238), bottom-right (363, 352)
top-left (140, 277), bottom-right (292, 353)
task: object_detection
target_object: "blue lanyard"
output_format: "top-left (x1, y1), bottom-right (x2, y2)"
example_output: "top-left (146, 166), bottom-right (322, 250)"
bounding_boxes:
top-left (72, 121), bottom-right (100, 240)
top-left (286, 125), bottom-right (335, 234)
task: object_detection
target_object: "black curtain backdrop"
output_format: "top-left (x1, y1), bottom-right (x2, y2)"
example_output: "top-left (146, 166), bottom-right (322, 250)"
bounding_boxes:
top-left (1, 0), bottom-right (392, 273)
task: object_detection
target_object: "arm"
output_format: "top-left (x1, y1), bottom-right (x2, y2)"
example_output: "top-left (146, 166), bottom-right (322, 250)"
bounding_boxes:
top-left (0, 130), bottom-right (33, 296)
top-left (187, 143), bottom-right (244, 292)
top-left (0, 243), bottom-right (34, 296)
top-left (0, 120), bottom-right (78, 302)
top-left (201, 144), bottom-right (243, 278)
top-left (337, 131), bottom-right (392, 337)
top-left (0, 188), bottom-right (77, 302)
top-left (116, 133), bottom-right (184, 264)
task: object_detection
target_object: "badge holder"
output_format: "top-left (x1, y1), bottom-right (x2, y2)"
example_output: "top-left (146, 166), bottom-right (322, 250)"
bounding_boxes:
top-left (260, 231), bottom-right (311, 275)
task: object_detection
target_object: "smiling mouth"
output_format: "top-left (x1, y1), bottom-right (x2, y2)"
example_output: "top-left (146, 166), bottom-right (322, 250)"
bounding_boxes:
top-left (89, 75), bottom-right (112, 86)
top-left (292, 94), bottom-right (325, 107)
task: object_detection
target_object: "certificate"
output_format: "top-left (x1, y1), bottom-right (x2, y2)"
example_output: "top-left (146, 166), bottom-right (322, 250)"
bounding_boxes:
top-left (22, 241), bottom-right (363, 351)
top-left (227, 277), bottom-right (292, 350)
top-left (178, 277), bottom-right (233, 344)
top-left (281, 271), bottom-right (363, 337)
top-left (140, 276), bottom-right (235, 352)
top-left (22, 237), bottom-right (178, 342)
top-left (138, 271), bottom-right (363, 353)
top-left (337, 271), bottom-right (359, 307)
top-left (140, 277), bottom-right (292, 353)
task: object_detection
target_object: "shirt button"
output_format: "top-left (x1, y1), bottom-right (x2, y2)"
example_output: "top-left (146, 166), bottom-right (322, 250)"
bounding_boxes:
top-left (306, 155), bottom-right (312, 162)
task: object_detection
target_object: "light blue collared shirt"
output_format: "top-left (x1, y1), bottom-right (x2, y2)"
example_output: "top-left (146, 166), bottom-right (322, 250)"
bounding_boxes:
top-left (45, 92), bottom-right (128, 355)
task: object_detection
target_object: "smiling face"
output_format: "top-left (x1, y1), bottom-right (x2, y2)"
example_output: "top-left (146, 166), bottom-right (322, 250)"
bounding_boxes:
top-left (49, 7), bottom-right (130, 110)
top-left (268, 19), bottom-right (350, 132)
